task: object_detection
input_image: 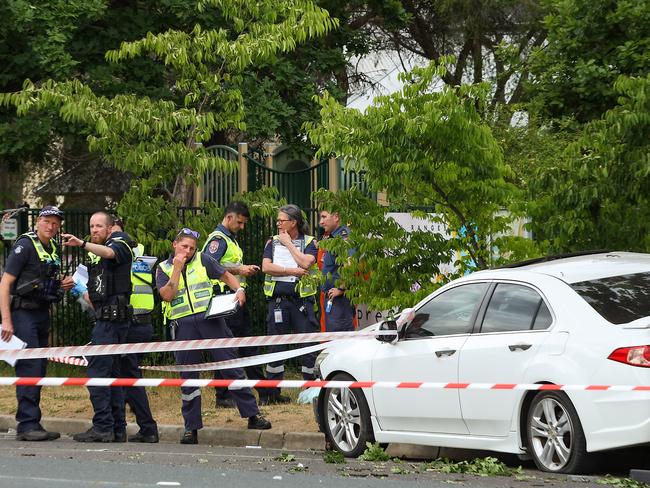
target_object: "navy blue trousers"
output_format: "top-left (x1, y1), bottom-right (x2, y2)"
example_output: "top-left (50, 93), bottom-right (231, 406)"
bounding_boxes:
top-left (87, 319), bottom-right (129, 433)
top-left (323, 295), bottom-right (355, 332)
top-left (215, 304), bottom-right (267, 401)
top-left (265, 298), bottom-right (318, 398)
top-left (174, 314), bottom-right (258, 431)
top-left (13, 308), bottom-right (49, 433)
top-left (113, 319), bottom-right (158, 436)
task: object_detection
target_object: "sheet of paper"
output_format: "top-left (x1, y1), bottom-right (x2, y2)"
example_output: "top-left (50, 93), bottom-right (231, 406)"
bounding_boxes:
top-left (0, 332), bottom-right (27, 367)
top-left (73, 264), bottom-right (88, 286)
top-left (272, 244), bottom-right (298, 282)
top-left (205, 294), bottom-right (240, 319)
top-left (136, 255), bottom-right (157, 268)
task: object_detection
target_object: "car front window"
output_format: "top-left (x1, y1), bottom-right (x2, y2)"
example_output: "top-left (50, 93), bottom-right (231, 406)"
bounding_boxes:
top-left (404, 283), bottom-right (489, 339)
top-left (570, 271), bottom-right (650, 324)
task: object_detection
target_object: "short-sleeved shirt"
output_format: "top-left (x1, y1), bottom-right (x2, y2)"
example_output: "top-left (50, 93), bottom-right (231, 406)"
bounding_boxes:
top-left (321, 226), bottom-right (353, 291)
top-left (203, 224), bottom-right (233, 262)
top-left (4, 235), bottom-right (58, 296)
top-left (263, 234), bottom-right (317, 297)
top-left (155, 253), bottom-right (227, 290)
top-left (88, 231), bottom-right (133, 307)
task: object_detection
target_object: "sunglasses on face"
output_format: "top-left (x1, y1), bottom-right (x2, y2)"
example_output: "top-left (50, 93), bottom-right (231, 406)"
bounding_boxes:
top-left (177, 227), bottom-right (200, 239)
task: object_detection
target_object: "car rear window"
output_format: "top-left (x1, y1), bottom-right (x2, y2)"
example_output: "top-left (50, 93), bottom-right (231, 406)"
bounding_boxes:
top-left (570, 272), bottom-right (650, 324)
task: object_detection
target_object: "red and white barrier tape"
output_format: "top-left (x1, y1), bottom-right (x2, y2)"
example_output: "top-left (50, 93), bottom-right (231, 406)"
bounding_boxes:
top-left (0, 377), bottom-right (648, 390)
top-left (46, 343), bottom-right (329, 371)
top-left (0, 330), bottom-right (379, 361)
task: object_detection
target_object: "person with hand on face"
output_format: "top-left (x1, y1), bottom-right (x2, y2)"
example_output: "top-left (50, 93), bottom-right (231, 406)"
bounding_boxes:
top-left (201, 201), bottom-right (268, 408)
top-left (261, 204), bottom-right (319, 404)
top-left (0, 205), bottom-right (74, 441)
top-left (318, 210), bottom-right (356, 332)
top-left (62, 212), bottom-right (133, 443)
top-left (157, 228), bottom-right (271, 445)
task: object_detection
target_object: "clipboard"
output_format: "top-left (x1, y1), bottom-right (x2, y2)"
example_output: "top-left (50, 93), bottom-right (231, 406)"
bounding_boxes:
top-left (204, 293), bottom-right (240, 320)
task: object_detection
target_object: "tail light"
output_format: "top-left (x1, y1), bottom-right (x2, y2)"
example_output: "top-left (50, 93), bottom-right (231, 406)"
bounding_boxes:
top-left (608, 346), bottom-right (650, 368)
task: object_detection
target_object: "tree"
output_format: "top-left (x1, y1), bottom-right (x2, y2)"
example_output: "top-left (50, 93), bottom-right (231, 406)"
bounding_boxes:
top-left (1, 0), bottom-right (336, 252)
top-left (308, 61), bottom-right (527, 308)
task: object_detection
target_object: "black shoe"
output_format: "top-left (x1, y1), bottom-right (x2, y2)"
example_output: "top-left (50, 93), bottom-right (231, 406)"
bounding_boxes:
top-left (128, 431), bottom-right (159, 443)
top-left (215, 397), bottom-right (236, 409)
top-left (73, 428), bottom-right (114, 443)
top-left (180, 430), bottom-right (198, 445)
top-left (16, 429), bottom-right (60, 441)
top-left (113, 431), bottom-right (127, 443)
top-left (259, 394), bottom-right (291, 406)
top-left (248, 415), bottom-right (272, 430)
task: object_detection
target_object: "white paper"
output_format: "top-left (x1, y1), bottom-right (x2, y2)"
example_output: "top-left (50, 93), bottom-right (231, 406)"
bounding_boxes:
top-left (0, 332), bottom-right (27, 367)
top-left (73, 264), bottom-right (88, 287)
top-left (204, 294), bottom-right (240, 319)
top-left (272, 245), bottom-right (297, 282)
top-left (136, 255), bottom-right (157, 268)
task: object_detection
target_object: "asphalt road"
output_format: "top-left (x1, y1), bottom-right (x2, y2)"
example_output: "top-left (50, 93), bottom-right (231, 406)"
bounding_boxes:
top-left (0, 432), bottom-right (645, 488)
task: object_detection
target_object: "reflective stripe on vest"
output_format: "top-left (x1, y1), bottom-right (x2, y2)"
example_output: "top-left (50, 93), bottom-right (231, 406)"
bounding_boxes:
top-left (22, 232), bottom-right (60, 266)
top-left (202, 230), bottom-right (246, 292)
top-left (263, 235), bottom-right (318, 298)
top-left (159, 256), bottom-right (213, 320)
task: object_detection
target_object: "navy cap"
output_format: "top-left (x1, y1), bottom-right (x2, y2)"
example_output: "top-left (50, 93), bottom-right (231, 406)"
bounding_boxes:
top-left (38, 205), bottom-right (64, 220)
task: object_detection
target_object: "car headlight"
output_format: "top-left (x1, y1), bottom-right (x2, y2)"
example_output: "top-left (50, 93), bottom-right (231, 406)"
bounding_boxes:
top-left (314, 351), bottom-right (329, 379)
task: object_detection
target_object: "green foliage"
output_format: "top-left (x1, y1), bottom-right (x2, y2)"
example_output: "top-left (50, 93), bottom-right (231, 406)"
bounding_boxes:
top-left (359, 442), bottom-right (390, 462)
top-left (309, 60), bottom-right (519, 271)
top-left (526, 74), bottom-right (650, 252)
top-left (323, 450), bottom-right (346, 464)
top-left (275, 452), bottom-right (296, 462)
top-left (597, 475), bottom-right (649, 488)
top-left (424, 457), bottom-right (522, 477)
top-left (528, 0), bottom-right (650, 123)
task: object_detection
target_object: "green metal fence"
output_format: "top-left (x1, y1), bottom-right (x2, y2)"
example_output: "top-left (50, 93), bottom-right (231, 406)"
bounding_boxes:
top-left (202, 145), bottom-right (239, 207)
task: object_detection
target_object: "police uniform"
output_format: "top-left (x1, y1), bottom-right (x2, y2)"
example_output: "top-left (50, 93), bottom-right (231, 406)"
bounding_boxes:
top-left (156, 253), bottom-right (259, 432)
top-left (321, 225), bottom-right (356, 332)
top-left (82, 231), bottom-right (133, 439)
top-left (122, 242), bottom-right (158, 440)
top-left (202, 225), bottom-right (267, 403)
top-left (262, 234), bottom-right (319, 399)
top-left (4, 231), bottom-right (63, 436)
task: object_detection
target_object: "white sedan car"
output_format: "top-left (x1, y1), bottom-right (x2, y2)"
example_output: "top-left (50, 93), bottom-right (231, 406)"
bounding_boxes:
top-left (314, 251), bottom-right (650, 474)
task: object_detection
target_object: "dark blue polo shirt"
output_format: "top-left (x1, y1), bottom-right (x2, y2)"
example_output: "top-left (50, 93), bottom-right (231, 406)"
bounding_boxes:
top-left (203, 224), bottom-right (233, 262)
top-left (321, 226), bottom-right (352, 292)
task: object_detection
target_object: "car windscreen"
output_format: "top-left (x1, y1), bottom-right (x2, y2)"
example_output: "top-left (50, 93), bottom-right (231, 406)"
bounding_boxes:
top-left (570, 272), bottom-right (650, 324)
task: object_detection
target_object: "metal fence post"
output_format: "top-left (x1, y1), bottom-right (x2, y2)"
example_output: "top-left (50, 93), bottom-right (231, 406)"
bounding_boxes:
top-left (238, 142), bottom-right (248, 193)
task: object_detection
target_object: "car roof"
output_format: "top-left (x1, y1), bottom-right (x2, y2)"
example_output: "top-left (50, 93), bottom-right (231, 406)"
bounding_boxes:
top-left (478, 251), bottom-right (650, 284)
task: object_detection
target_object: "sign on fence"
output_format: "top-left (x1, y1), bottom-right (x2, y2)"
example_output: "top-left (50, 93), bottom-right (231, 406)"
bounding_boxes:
top-left (0, 218), bottom-right (18, 240)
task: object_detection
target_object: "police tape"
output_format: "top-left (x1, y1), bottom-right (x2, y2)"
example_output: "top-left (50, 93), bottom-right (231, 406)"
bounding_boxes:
top-left (0, 330), bottom-right (381, 361)
top-left (0, 377), bottom-right (648, 390)
top-left (46, 342), bottom-right (330, 371)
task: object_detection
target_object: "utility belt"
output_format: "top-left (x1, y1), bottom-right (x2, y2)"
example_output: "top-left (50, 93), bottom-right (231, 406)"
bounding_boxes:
top-left (94, 295), bottom-right (132, 322)
top-left (132, 313), bottom-right (152, 326)
top-left (271, 295), bottom-right (315, 306)
top-left (10, 296), bottom-right (48, 311)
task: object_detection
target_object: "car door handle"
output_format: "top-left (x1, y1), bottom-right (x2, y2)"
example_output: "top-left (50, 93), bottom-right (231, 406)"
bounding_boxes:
top-left (508, 344), bottom-right (532, 351)
top-left (435, 349), bottom-right (457, 357)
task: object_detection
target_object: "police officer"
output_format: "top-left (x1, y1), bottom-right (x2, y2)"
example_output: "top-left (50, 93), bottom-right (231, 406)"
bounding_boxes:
top-left (318, 210), bottom-right (355, 332)
top-left (109, 217), bottom-right (159, 443)
top-left (156, 228), bottom-right (271, 445)
top-left (0, 206), bottom-right (74, 441)
top-left (62, 212), bottom-right (133, 443)
top-left (201, 201), bottom-right (268, 407)
top-left (261, 204), bottom-right (319, 403)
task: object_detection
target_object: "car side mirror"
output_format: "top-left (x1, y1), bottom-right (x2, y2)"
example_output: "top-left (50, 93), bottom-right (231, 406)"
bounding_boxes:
top-left (376, 320), bottom-right (399, 344)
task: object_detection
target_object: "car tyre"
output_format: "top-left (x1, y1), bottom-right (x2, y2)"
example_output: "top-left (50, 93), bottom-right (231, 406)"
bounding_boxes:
top-left (526, 391), bottom-right (594, 474)
top-left (322, 372), bottom-right (374, 457)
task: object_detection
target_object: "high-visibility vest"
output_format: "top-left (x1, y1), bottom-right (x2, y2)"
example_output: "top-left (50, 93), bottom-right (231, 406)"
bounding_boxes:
top-left (22, 232), bottom-right (60, 265)
top-left (130, 246), bottom-right (155, 316)
top-left (201, 230), bottom-right (246, 293)
top-left (12, 232), bottom-right (61, 300)
top-left (159, 255), bottom-right (213, 320)
top-left (263, 235), bottom-right (318, 298)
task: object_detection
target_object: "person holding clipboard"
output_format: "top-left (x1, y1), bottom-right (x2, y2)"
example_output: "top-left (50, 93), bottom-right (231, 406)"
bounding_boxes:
top-left (261, 204), bottom-right (319, 404)
top-left (156, 228), bottom-right (271, 445)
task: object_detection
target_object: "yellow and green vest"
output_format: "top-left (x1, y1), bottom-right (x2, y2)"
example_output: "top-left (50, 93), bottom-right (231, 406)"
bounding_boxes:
top-left (159, 254), bottom-right (213, 320)
top-left (22, 232), bottom-right (60, 265)
top-left (263, 235), bottom-right (318, 298)
top-left (201, 230), bottom-right (245, 293)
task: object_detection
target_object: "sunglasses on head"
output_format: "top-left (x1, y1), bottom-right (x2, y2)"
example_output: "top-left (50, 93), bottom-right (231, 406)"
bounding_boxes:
top-left (177, 227), bottom-right (200, 239)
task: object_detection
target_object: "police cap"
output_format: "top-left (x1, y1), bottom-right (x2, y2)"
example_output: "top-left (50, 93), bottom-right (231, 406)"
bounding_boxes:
top-left (38, 205), bottom-right (64, 220)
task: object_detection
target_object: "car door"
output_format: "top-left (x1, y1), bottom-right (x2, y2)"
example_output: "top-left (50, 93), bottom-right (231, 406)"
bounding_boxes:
top-left (458, 282), bottom-right (554, 437)
top-left (371, 282), bottom-right (490, 434)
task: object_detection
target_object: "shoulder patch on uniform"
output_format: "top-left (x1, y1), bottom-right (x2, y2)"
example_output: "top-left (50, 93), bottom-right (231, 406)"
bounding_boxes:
top-left (14, 245), bottom-right (23, 254)
top-left (340, 229), bottom-right (349, 238)
top-left (208, 240), bottom-right (220, 254)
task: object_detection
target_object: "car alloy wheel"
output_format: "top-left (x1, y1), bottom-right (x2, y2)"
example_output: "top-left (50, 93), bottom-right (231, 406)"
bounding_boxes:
top-left (322, 372), bottom-right (373, 457)
top-left (527, 391), bottom-right (592, 473)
